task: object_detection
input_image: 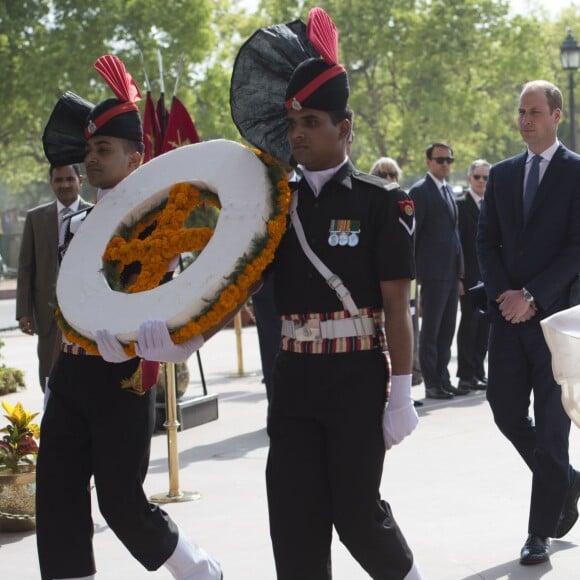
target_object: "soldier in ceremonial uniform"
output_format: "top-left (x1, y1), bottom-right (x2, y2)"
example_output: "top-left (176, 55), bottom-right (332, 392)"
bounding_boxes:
top-left (37, 56), bottom-right (221, 580)
top-left (231, 9), bottom-right (423, 580)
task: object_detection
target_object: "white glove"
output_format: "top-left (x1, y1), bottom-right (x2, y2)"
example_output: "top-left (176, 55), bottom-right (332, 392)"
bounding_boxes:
top-left (94, 329), bottom-right (132, 363)
top-left (135, 320), bottom-right (204, 363)
top-left (382, 374), bottom-right (419, 450)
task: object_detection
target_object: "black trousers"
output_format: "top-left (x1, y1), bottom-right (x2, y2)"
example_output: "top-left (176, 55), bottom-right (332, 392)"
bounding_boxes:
top-left (419, 279), bottom-right (458, 389)
top-left (252, 273), bottom-right (281, 402)
top-left (36, 353), bottom-right (178, 579)
top-left (487, 322), bottom-right (574, 537)
top-left (267, 349), bottom-right (413, 580)
top-left (37, 324), bottom-right (58, 391)
top-left (456, 294), bottom-right (489, 380)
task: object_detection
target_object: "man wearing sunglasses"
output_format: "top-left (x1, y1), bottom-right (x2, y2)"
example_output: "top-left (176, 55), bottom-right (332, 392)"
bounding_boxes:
top-left (456, 160), bottom-right (490, 392)
top-left (478, 80), bottom-right (580, 566)
top-left (409, 143), bottom-right (467, 400)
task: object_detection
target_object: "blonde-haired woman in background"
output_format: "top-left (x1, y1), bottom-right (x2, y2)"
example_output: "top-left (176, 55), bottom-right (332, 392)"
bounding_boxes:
top-left (370, 156), bottom-right (402, 184)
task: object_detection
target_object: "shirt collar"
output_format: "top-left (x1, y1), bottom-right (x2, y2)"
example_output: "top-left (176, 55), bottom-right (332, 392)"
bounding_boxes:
top-left (468, 188), bottom-right (483, 208)
top-left (96, 188), bottom-right (112, 202)
top-left (427, 172), bottom-right (447, 190)
top-left (56, 197), bottom-right (80, 214)
top-left (299, 157), bottom-right (349, 196)
top-left (526, 139), bottom-right (559, 163)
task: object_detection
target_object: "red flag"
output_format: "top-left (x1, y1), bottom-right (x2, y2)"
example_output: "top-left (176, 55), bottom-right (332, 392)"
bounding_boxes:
top-left (156, 93), bottom-right (169, 143)
top-left (160, 96), bottom-right (201, 154)
top-left (142, 91), bottom-right (161, 162)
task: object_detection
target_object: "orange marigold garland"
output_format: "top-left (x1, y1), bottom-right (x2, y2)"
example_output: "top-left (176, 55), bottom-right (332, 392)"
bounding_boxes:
top-left (57, 147), bottom-right (291, 356)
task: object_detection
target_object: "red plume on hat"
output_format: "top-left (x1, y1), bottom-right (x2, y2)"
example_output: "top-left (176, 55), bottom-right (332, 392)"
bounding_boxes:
top-left (84, 55), bottom-right (142, 138)
top-left (94, 55), bottom-right (141, 104)
top-left (306, 7), bottom-right (339, 66)
top-left (283, 8), bottom-right (347, 112)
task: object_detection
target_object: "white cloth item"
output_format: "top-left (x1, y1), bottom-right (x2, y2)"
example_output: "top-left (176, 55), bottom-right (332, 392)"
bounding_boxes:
top-left (164, 531), bottom-right (222, 580)
top-left (403, 562), bottom-right (425, 580)
top-left (382, 374), bottom-right (419, 450)
top-left (135, 320), bottom-right (204, 363)
top-left (94, 329), bottom-right (132, 363)
top-left (540, 304), bottom-right (580, 428)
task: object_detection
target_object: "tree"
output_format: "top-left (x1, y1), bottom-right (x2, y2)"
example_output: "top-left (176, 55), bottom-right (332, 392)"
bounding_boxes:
top-left (252, 0), bottom-right (560, 184)
top-left (0, 0), bottom-right (217, 201)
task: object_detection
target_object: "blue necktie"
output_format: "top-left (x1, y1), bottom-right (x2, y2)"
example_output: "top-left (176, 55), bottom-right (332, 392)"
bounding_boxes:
top-left (523, 155), bottom-right (541, 220)
top-left (441, 184), bottom-right (455, 218)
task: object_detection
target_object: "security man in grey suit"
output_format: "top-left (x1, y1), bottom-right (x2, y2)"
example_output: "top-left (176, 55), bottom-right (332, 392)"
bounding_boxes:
top-left (16, 164), bottom-right (91, 390)
top-left (409, 143), bottom-right (468, 399)
top-left (478, 80), bottom-right (580, 565)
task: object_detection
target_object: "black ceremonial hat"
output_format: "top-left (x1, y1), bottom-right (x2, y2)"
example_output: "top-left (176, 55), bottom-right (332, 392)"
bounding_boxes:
top-left (42, 55), bottom-right (142, 166)
top-left (230, 7), bottom-right (347, 165)
top-left (42, 91), bottom-right (94, 166)
top-left (284, 8), bottom-right (348, 112)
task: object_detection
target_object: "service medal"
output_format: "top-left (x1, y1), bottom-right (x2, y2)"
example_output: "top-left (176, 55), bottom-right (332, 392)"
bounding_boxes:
top-left (348, 233), bottom-right (359, 247)
top-left (328, 233), bottom-right (339, 246)
top-left (339, 232), bottom-right (349, 246)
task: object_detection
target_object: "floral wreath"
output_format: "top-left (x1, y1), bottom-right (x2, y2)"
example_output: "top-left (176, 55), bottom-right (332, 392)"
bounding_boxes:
top-left (55, 148), bottom-right (291, 356)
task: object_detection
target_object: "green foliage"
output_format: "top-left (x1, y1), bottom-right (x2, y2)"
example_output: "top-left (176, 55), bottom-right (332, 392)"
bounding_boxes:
top-left (2, 1), bottom-right (580, 202)
top-left (0, 401), bottom-right (39, 473)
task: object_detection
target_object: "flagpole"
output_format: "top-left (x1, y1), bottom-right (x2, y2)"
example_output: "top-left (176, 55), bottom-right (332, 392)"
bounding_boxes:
top-left (150, 362), bottom-right (200, 504)
top-left (139, 50), bottom-right (151, 93)
top-left (157, 49), bottom-right (165, 95)
top-left (173, 54), bottom-right (185, 97)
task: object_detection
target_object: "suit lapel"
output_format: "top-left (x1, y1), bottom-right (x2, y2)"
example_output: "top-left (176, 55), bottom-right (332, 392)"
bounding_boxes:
top-left (41, 202), bottom-right (59, 272)
top-left (525, 145), bottom-right (564, 226)
top-left (466, 193), bottom-right (479, 223)
top-left (427, 176), bottom-right (455, 224)
top-left (512, 152), bottom-right (527, 231)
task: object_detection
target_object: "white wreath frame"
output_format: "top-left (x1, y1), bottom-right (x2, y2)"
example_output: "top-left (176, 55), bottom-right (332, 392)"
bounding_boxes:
top-left (57, 139), bottom-right (271, 342)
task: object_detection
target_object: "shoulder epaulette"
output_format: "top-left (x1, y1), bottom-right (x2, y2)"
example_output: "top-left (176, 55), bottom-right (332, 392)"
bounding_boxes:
top-left (351, 170), bottom-right (400, 192)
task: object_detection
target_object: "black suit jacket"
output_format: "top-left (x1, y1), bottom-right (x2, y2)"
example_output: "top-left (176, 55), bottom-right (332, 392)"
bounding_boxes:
top-left (457, 193), bottom-right (482, 289)
top-left (409, 174), bottom-right (464, 282)
top-left (477, 145), bottom-right (580, 322)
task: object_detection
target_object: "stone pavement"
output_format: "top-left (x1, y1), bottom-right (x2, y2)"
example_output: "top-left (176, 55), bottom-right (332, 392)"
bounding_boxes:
top-left (0, 324), bottom-right (579, 579)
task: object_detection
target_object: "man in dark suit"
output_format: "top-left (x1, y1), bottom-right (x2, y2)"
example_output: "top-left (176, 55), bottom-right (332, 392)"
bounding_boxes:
top-left (16, 164), bottom-right (91, 390)
top-left (410, 143), bottom-right (469, 399)
top-left (478, 80), bottom-right (580, 565)
top-left (456, 159), bottom-right (490, 391)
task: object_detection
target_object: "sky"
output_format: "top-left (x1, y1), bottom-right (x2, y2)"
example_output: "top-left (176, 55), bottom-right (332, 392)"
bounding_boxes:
top-left (238, 0), bottom-right (579, 18)
top-left (510, 0), bottom-right (578, 17)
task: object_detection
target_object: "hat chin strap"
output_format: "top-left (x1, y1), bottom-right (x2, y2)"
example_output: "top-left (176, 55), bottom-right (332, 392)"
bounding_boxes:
top-left (284, 64), bottom-right (345, 110)
top-left (84, 101), bottom-right (139, 138)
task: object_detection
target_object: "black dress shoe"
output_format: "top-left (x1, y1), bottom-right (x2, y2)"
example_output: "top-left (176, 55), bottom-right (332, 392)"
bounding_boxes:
top-left (555, 469), bottom-right (580, 538)
top-left (520, 533), bottom-right (549, 565)
top-left (425, 387), bottom-right (453, 399)
top-left (442, 382), bottom-right (471, 396)
top-left (458, 378), bottom-right (476, 390)
top-left (413, 399), bottom-right (424, 407)
top-left (471, 377), bottom-right (487, 391)
top-left (475, 375), bottom-right (488, 385)
top-left (457, 377), bottom-right (486, 391)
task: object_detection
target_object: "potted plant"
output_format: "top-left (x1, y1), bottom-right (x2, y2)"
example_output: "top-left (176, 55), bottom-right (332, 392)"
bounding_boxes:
top-left (0, 401), bottom-right (40, 531)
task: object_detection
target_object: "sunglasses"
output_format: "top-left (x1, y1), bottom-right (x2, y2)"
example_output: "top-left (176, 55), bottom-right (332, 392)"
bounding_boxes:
top-left (378, 171), bottom-right (398, 180)
top-left (471, 174), bottom-right (488, 181)
top-left (432, 157), bottom-right (454, 165)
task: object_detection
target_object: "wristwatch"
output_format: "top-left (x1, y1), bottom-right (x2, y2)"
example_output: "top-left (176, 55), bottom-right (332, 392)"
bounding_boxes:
top-left (522, 287), bottom-right (535, 303)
